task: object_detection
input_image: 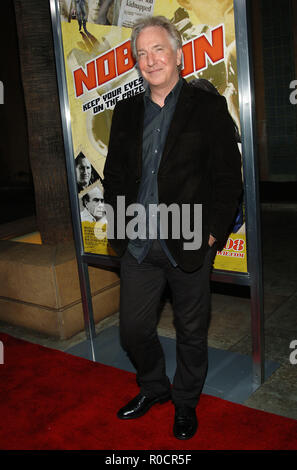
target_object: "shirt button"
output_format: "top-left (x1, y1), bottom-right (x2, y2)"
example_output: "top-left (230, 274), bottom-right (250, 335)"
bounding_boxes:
top-left (156, 128), bottom-right (160, 132)
top-left (152, 170), bottom-right (155, 174)
top-left (154, 149), bottom-right (158, 154)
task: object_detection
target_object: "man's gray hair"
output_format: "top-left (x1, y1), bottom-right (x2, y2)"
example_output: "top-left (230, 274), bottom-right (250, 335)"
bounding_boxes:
top-left (130, 15), bottom-right (183, 60)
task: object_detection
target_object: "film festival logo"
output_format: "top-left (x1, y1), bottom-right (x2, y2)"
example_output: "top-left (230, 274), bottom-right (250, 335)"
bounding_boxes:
top-left (94, 197), bottom-right (203, 251)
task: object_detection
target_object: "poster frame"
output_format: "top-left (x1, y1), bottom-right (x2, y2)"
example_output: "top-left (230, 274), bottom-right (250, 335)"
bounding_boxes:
top-left (49, 0), bottom-right (264, 385)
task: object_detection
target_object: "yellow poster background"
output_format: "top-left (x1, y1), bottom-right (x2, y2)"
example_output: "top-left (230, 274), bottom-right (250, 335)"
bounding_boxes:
top-left (59, 0), bottom-right (247, 272)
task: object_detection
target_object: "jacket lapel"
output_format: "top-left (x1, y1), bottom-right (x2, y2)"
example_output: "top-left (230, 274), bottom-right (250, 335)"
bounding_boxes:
top-left (131, 93), bottom-right (145, 179)
top-left (158, 80), bottom-right (195, 172)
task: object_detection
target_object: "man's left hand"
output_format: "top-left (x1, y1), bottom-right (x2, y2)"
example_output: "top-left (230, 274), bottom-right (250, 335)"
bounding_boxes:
top-left (208, 234), bottom-right (216, 247)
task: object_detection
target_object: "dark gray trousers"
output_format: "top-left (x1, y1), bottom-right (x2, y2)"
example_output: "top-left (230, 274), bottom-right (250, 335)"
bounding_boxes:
top-left (119, 240), bottom-right (216, 408)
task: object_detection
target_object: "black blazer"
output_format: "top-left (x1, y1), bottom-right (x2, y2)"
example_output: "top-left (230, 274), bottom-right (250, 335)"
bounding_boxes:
top-left (103, 79), bottom-right (243, 271)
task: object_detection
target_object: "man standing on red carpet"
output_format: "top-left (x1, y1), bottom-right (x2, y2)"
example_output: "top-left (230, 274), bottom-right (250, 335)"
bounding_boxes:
top-left (103, 15), bottom-right (242, 440)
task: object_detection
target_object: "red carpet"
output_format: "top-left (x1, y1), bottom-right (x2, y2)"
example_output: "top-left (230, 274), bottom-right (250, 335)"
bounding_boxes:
top-left (0, 332), bottom-right (296, 451)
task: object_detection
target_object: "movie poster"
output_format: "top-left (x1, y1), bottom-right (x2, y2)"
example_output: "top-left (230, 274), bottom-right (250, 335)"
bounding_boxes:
top-left (57, 0), bottom-right (247, 273)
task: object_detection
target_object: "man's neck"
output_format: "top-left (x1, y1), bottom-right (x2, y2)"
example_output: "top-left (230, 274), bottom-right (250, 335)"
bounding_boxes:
top-left (149, 76), bottom-right (180, 107)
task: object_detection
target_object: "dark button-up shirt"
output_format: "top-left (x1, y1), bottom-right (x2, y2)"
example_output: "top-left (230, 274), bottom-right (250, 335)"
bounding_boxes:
top-left (128, 78), bottom-right (183, 265)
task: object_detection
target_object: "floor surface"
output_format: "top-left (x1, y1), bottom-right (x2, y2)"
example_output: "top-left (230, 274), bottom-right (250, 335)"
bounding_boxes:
top-left (1, 206), bottom-right (297, 420)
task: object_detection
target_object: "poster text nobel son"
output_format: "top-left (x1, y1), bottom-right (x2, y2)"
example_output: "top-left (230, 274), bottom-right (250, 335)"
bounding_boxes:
top-left (73, 24), bottom-right (225, 98)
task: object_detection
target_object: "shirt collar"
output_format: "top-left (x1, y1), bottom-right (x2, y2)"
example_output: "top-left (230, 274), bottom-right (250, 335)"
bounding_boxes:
top-left (144, 77), bottom-right (183, 106)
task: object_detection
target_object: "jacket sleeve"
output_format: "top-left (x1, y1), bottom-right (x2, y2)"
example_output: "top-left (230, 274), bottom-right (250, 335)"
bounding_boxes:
top-left (208, 95), bottom-right (243, 248)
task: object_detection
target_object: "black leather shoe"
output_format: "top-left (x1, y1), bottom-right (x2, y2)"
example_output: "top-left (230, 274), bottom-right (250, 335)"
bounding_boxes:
top-left (173, 405), bottom-right (198, 440)
top-left (117, 392), bottom-right (171, 420)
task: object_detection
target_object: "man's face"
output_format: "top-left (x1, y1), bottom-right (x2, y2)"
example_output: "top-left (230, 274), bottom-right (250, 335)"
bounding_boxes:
top-left (136, 26), bottom-right (182, 93)
top-left (76, 157), bottom-right (92, 186)
top-left (85, 187), bottom-right (105, 221)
